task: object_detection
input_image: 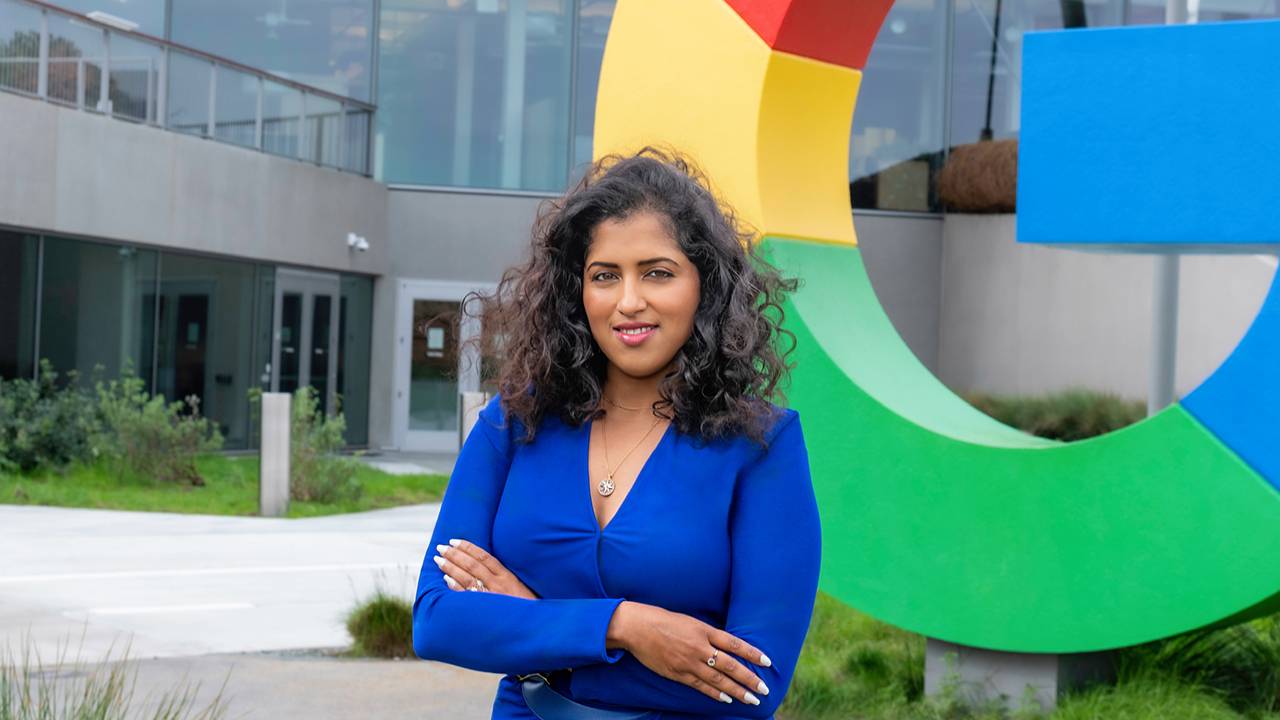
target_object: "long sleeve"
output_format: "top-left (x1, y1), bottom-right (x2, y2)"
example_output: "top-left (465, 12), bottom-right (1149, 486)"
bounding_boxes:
top-left (412, 393), bottom-right (630, 675)
top-left (568, 411), bottom-right (822, 718)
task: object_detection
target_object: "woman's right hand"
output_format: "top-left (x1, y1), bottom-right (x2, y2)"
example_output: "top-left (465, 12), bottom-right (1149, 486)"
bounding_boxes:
top-left (607, 601), bottom-right (771, 706)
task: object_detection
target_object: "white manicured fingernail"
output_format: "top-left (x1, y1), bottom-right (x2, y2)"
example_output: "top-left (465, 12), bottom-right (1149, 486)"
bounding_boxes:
top-left (760, 653), bottom-right (772, 667)
top-left (718, 692), bottom-right (732, 703)
top-left (444, 576), bottom-right (459, 589)
top-left (432, 555), bottom-right (445, 568)
top-left (448, 538), bottom-right (462, 546)
top-left (758, 680), bottom-right (769, 695)
top-left (436, 544), bottom-right (450, 555)
top-left (744, 691), bottom-right (760, 705)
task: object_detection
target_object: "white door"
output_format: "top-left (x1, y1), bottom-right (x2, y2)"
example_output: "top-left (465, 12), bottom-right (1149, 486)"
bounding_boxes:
top-left (394, 279), bottom-right (492, 452)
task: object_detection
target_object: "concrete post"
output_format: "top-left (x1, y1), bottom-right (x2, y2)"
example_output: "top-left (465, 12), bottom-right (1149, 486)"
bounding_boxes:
top-left (260, 392), bottom-right (291, 517)
top-left (459, 391), bottom-right (490, 449)
top-left (925, 639), bottom-right (1113, 713)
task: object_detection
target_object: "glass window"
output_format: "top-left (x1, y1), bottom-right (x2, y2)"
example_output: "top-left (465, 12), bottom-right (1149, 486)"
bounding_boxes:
top-left (0, 0), bottom-right (42, 95)
top-left (409, 299), bottom-right (459, 432)
top-left (154, 253), bottom-right (260, 450)
top-left (214, 65), bottom-right (260, 148)
top-left (39, 236), bottom-right (157, 384)
top-left (46, 11), bottom-right (106, 110)
top-left (850, 0), bottom-right (949, 212)
top-left (262, 79), bottom-right (303, 158)
top-left (166, 50), bottom-right (212, 135)
top-left (1126, 0), bottom-right (1278, 24)
top-left (169, 0), bottom-right (374, 102)
top-left (377, 0), bottom-right (574, 191)
top-left (302, 92), bottom-right (343, 166)
top-left (109, 34), bottom-right (162, 123)
top-left (344, 107), bottom-right (371, 173)
top-left (47, 0), bottom-right (166, 36)
top-left (0, 232), bottom-right (39, 380)
top-left (338, 275), bottom-right (372, 445)
top-left (570, 0), bottom-right (614, 179)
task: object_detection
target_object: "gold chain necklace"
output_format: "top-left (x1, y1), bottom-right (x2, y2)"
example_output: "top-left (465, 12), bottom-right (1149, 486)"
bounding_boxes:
top-left (597, 414), bottom-right (664, 497)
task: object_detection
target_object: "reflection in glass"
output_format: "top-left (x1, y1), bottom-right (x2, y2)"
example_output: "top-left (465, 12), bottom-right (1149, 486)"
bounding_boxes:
top-left (949, 0), bottom-right (1125, 148)
top-left (49, 0), bottom-right (166, 36)
top-left (0, 232), bottom-right (39, 380)
top-left (344, 108), bottom-right (371, 173)
top-left (338, 275), bottom-right (372, 445)
top-left (46, 12), bottom-right (105, 110)
top-left (409, 300), bottom-right (458, 432)
top-left (166, 51), bottom-right (212, 135)
top-left (309, 294), bottom-right (333, 415)
top-left (262, 80), bottom-right (303, 158)
top-left (279, 292), bottom-right (302, 395)
top-left (570, 0), bottom-right (615, 179)
top-left (170, 0), bottom-right (374, 102)
top-left (303, 92), bottom-right (343, 166)
top-left (155, 253), bottom-right (260, 449)
top-left (214, 65), bottom-right (260, 148)
top-left (850, 0), bottom-right (948, 212)
top-left (0, 1), bottom-right (41, 95)
top-left (1126, 0), bottom-right (1278, 24)
top-left (109, 34), bottom-right (161, 123)
top-left (377, 0), bottom-right (573, 191)
top-left (38, 237), bottom-right (157, 383)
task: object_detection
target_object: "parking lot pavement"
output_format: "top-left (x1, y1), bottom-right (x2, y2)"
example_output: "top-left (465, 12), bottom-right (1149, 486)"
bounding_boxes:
top-left (0, 503), bottom-right (441, 662)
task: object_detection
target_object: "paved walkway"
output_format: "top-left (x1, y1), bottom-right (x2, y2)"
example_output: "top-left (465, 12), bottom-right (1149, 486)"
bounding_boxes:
top-left (1, 503), bottom-right (505, 718)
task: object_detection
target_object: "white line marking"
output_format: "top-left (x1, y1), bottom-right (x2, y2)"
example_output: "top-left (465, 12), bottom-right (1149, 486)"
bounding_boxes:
top-left (84, 602), bottom-right (256, 616)
top-left (0, 562), bottom-right (407, 585)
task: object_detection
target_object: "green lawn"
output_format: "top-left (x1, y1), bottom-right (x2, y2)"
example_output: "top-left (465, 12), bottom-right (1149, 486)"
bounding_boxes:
top-left (0, 455), bottom-right (449, 518)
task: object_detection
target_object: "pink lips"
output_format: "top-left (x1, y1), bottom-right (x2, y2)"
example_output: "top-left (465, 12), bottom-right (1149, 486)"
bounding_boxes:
top-left (614, 325), bottom-right (657, 346)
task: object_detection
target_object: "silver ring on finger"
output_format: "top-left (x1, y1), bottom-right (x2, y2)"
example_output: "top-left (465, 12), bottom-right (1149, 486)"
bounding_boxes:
top-left (468, 579), bottom-right (486, 592)
top-left (706, 649), bottom-right (719, 667)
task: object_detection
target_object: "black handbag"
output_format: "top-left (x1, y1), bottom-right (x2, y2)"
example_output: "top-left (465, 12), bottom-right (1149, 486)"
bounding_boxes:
top-left (516, 670), bottom-right (658, 720)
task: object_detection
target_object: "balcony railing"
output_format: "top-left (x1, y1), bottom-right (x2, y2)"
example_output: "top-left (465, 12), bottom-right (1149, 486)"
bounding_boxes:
top-left (0, 0), bottom-right (373, 175)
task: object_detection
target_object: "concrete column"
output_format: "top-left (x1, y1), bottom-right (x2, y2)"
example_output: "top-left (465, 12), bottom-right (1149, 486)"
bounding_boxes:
top-left (925, 638), bottom-right (1113, 712)
top-left (458, 391), bottom-right (490, 449)
top-left (260, 392), bottom-right (291, 517)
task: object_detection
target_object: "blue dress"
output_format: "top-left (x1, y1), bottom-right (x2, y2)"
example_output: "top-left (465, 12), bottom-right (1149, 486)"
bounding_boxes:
top-left (412, 393), bottom-right (822, 719)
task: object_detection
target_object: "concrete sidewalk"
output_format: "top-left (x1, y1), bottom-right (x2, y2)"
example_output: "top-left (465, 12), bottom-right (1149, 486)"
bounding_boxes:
top-left (1, 503), bottom-right (440, 661)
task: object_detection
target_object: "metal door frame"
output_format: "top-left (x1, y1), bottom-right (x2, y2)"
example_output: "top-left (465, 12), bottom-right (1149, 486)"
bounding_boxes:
top-left (271, 268), bottom-right (341, 413)
top-left (394, 278), bottom-right (493, 452)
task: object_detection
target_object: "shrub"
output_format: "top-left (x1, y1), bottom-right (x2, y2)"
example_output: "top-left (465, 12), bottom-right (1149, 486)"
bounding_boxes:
top-left (0, 360), bottom-right (103, 474)
top-left (1, 632), bottom-right (230, 720)
top-left (964, 389), bottom-right (1146, 442)
top-left (94, 369), bottom-right (223, 485)
top-left (248, 386), bottom-right (361, 504)
top-left (345, 589), bottom-right (414, 659)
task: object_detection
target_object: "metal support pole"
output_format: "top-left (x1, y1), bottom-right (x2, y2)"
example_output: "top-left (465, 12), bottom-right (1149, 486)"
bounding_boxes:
top-left (36, 10), bottom-right (48, 98)
top-left (298, 92), bottom-right (308, 161)
top-left (1147, 0), bottom-right (1187, 416)
top-left (206, 60), bottom-right (216, 136)
top-left (157, 47), bottom-right (168, 126)
top-left (100, 28), bottom-right (111, 114)
top-left (255, 76), bottom-right (264, 150)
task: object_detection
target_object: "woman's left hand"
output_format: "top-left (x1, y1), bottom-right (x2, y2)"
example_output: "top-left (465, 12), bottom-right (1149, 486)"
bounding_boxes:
top-left (433, 539), bottom-right (539, 600)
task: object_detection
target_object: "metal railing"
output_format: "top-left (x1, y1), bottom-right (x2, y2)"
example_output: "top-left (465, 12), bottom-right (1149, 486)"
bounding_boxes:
top-left (0, 0), bottom-right (374, 175)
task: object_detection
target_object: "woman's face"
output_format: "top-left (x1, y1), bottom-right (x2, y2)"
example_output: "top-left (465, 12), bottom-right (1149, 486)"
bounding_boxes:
top-left (582, 210), bottom-right (701, 382)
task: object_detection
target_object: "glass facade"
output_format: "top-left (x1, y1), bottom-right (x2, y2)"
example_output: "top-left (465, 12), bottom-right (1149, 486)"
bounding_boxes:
top-left (409, 299), bottom-right (459, 432)
top-left (0, 234), bottom-right (373, 449)
top-left (377, 0), bottom-right (575, 190)
top-left (0, 1), bottom-right (41, 94)
top-left (169, 0), bottom-right (375, 103)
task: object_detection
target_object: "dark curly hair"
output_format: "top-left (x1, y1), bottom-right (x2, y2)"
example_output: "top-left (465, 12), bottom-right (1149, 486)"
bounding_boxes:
top-left (469, 146), bottom-right (800, 449)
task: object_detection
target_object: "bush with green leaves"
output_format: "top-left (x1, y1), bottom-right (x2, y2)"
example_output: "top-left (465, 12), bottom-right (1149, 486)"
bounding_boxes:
top-left (345, 589), bottom-right (414, 659)
top-left (93, 370), bottom-right (223, 485)
top-left (248, 386), bottom-right (361, 504)
top-left (0, 360), bottom-right (104, 474)
top-left (965, 388), bottom-right (1146, 441)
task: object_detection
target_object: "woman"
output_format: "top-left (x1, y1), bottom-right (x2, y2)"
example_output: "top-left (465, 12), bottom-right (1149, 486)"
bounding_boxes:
top-left (412, 147), bottom-right (822, 720)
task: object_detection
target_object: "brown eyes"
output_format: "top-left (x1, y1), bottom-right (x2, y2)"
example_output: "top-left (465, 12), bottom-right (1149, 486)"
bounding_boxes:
top-left (589, 269), bottom-right (674, 282)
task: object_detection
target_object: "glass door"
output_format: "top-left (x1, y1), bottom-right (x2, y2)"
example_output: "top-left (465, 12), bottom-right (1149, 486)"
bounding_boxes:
top-left (395, 280), bottom-right (488, 452)
top-left (272, 269), bottom-right (340, 416)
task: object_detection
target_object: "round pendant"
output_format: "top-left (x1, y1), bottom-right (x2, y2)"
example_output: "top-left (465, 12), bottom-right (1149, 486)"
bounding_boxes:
top-left (597, 477), bottom-right (615, 496)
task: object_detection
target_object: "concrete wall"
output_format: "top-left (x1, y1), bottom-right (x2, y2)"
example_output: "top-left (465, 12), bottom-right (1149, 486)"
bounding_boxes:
top-left (0, 92), bottom-right (389, 275)
top-left (937, 214), bottom-right (1276, 401)
top-left (855, 212), bottom-right (944, 374)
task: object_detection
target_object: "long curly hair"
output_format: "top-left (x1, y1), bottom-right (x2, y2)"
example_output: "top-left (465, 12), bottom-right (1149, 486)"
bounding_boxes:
top-left (470, 146), bottom-right (800, 449)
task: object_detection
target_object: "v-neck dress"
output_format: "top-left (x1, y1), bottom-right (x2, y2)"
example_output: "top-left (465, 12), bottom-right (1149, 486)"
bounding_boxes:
top-left (412, 393), bottom-right (822, 720)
